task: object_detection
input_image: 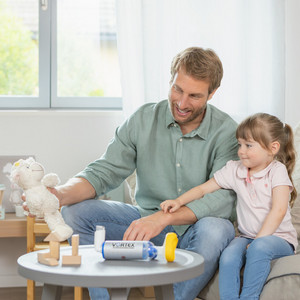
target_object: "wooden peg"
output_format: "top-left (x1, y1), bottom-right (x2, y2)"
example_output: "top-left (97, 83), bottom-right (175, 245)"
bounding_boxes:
top-left (62, 234), bottom-right (81, 266)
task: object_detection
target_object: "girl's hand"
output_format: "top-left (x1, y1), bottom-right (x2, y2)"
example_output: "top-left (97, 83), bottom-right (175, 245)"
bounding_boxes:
top-left (160, 199), bottom-right (181, 213)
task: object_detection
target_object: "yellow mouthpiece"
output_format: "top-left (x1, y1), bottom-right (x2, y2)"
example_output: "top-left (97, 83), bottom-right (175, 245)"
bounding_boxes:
top-left (164, 232), bottom-right (178, 262)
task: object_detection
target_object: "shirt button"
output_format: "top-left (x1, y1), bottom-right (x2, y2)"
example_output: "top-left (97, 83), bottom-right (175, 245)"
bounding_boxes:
top-left (178, 188), bottom-right (182, 193)
top-left (179, 138), bottom-right (183, 142)
top-left (176, 163), bottom-right (181, 167)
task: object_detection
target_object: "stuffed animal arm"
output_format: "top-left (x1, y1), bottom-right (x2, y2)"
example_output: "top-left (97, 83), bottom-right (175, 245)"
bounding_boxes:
top-left (11, 157), bottom-right (73, 242)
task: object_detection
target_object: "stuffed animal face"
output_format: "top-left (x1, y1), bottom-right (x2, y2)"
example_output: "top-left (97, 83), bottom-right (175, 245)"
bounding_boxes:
top-left (11, 157), bottom-right (45, 190)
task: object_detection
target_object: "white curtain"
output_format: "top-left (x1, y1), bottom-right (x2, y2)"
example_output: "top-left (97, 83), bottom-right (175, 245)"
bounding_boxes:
top-left (116, 0), bottom-right (285, 123)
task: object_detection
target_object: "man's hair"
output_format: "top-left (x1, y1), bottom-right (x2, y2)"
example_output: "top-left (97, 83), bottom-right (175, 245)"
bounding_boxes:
top-left (170, 47), bottom-right (223, 94)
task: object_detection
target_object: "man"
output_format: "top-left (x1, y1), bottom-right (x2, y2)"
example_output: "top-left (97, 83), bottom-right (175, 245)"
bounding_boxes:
top-left (56, 47), bottom-right (238, 299)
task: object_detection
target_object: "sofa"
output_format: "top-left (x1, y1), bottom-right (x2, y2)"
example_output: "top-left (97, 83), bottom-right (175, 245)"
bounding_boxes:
top-left (124, 123), bottom-right (300, 300)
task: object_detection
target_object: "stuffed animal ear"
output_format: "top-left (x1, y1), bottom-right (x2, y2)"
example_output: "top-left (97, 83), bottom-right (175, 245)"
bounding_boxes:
top-left (27, 157), bottom-right (36, 164)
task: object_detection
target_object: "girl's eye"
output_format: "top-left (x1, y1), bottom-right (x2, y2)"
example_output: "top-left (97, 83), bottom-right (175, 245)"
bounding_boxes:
top-left (246, 144), bottom-right (252, 148)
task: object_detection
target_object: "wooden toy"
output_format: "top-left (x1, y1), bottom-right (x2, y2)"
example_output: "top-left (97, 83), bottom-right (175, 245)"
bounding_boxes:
top-left (62, 234), bottom-right (81, 266)
top-left (37, 241), bottom-right (60, 266)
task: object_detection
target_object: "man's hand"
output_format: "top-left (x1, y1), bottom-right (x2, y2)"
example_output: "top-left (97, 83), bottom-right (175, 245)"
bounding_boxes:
top-left (123, 212), bottom-right (167, 241)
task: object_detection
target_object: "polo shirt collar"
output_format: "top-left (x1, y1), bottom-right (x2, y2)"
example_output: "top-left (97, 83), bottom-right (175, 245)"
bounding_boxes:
top-left (237, 160), bottom-right (276, 180)
top-left (166, 103), bottom-right (212, 139)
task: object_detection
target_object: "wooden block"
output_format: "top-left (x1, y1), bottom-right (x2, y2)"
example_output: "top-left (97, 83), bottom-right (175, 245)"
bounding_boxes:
top-left (62, 255), bottom-right (81, 266)
top-left (72, 234), bottom-right (79, 256)
top-left (49, 241), bottom-right (60, 260)
top-left (38, 252), bottom-right (51, 259)
top-left (37, 253), bottom-right (59, 266)
top-left (44, 231), bottom-right (62, 242)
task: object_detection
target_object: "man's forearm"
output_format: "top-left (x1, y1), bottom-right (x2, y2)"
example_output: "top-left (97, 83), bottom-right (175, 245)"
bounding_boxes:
top-left (57, 177), bottom-right (96, 206)
top-left (161, 205), bottom-right (198, 226)
top-left (123, 205), bottom-right (198, 241)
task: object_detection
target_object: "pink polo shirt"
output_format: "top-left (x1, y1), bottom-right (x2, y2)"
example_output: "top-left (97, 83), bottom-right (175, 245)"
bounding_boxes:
top-left (214, 160), bottom-right (298, 250)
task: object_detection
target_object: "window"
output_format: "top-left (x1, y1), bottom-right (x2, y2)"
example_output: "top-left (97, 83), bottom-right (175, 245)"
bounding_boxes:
top-left (0, 0), bottom-right (122, 109)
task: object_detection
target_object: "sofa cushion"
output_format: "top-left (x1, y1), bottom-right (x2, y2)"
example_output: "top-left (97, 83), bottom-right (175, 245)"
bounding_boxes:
top-left (260, 254), bottom-right (300, 300)
top-left (198, 271), bottom-right (220, 300)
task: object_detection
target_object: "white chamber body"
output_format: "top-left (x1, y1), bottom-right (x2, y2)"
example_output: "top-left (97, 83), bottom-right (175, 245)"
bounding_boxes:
top-left (102, 241), bottom-right (157, 260)
top-left (94, 225), bottom-right (106, 252)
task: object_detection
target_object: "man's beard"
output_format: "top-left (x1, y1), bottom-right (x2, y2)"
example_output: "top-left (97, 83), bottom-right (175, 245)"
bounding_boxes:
top-left (169, 100), bottom-right (207, 126)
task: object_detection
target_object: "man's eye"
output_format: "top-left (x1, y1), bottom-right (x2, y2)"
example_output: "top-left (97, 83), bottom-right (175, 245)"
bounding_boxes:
top-left (173, 86), bottom-right (182, 93)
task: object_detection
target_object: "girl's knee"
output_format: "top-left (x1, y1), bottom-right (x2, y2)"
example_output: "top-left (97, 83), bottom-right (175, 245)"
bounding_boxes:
top-left (248, 237), bottom-right (271, 251)
top-left (246, 237), bottom-right (275, 259)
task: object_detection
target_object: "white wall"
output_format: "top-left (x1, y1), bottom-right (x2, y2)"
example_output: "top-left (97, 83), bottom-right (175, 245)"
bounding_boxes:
top-left (285, 0), bottom-right (300, 128)
top-left (0, 110), bottom-right (124, 287)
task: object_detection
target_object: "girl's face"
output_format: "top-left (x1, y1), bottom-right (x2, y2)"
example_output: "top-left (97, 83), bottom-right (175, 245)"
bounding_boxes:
top-left (237, 137), bottom-right (274, 174)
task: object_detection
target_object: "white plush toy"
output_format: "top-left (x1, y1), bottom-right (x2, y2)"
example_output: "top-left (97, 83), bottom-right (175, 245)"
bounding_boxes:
top-left (10, 157), bottom-right (73, 242)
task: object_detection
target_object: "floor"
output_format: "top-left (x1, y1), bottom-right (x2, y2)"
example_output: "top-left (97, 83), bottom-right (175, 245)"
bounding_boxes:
top-left (0, 286), bottom-right (157, 300)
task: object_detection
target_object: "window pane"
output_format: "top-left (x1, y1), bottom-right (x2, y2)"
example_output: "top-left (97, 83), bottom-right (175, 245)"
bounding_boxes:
top-left (0, 0), bottom-right (38, 96)
top-left (57, 0), bottom-right (121, 98)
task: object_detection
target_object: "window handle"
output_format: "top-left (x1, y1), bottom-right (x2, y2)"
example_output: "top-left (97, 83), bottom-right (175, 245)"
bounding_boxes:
top-left (41, 0), bottom-right (48, 11)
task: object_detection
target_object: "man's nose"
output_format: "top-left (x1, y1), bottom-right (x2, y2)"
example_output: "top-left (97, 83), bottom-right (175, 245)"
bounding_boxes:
top-left (177, 94), bottom-right (189, 109)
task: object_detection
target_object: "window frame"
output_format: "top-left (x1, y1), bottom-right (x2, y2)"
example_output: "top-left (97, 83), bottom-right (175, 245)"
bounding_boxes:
top-left (0, 0), bottom-right (122, 110)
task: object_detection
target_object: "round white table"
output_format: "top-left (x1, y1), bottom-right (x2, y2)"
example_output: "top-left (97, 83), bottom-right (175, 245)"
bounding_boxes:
top-left (18, 245), bottom-right (204, 300)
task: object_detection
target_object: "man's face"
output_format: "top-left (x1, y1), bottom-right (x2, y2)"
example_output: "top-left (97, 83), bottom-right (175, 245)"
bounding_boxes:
top-left (168, 69), bottom-right (216, 134)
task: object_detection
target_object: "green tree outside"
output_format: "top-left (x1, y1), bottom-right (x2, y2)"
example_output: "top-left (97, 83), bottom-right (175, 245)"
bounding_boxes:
top-left (0, 1), bottom-right (38, 96)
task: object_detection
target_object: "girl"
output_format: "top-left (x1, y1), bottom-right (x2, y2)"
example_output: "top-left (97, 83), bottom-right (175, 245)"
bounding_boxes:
top-left (161, 113), bottom-right (298, 300)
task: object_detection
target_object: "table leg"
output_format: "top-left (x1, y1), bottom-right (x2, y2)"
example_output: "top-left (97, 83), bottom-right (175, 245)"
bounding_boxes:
top-left (41, 284), bottom-right (63, 300)
top-left (109, 287), bottom-right (130, 300)
top-left (154, 284), bottom-right (174, 300)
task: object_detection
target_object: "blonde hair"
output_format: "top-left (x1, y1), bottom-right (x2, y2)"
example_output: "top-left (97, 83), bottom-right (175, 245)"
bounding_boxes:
top-left (236, 113), bottom-right (297, 206)
top-left (170, 47), bottom-right (223, 94)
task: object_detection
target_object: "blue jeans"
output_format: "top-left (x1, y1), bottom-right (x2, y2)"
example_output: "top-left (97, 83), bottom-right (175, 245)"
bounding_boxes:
top-left (62, 199), bottom-right (235, 300)
top-left (219, 236), bottom-right (295, 300)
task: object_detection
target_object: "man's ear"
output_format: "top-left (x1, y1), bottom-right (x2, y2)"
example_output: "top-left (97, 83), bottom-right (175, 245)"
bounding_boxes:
top-left (208, 88), bottom-right (218, 100)
top-left (270, 141), bottom-right (280, 155)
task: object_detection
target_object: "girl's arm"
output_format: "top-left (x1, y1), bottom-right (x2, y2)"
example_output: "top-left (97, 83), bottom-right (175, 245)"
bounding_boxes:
top-left (160, 177), bottom-right (221, 213)
top-left (255, 185), bottom-right (290, 238)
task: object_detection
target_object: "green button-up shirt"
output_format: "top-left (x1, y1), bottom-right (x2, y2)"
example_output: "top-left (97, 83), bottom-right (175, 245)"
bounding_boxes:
top-left (76, 100), bottom-right (238, 235)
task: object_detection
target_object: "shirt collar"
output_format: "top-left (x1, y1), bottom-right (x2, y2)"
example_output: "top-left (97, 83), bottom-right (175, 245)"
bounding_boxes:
top-left (237, 160), bottom-right (276, 180)
top-left (166, 103), bottom-right (212, 139)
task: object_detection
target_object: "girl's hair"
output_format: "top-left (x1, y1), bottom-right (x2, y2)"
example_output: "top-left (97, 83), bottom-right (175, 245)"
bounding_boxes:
top-left (236, 113), bottom-right (297, 206)
top-left (170, 47), bottom-right (223, 94)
